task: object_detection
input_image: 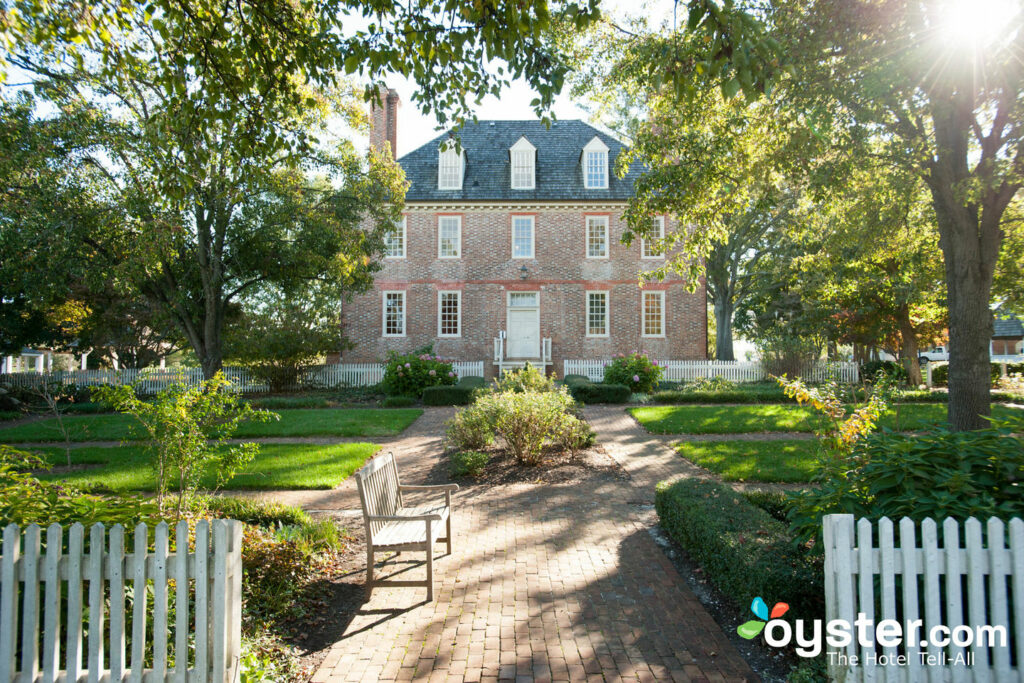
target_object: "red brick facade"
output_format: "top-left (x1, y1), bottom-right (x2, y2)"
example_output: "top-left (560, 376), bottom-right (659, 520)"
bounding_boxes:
top-left (341, 204), bottom-right (707, 376)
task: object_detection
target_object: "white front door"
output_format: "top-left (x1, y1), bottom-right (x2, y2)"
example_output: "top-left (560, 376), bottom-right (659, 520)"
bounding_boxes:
top-left (507, 292), bottom-right (540, 358)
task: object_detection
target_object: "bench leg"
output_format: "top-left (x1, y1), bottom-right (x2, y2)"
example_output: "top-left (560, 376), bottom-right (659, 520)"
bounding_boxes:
top-left (426, 521), bottom-right (434, 602)
top-left (366, 544), bottom-right (375, 598)
top-left (446, 513), bottom-right (452, 555)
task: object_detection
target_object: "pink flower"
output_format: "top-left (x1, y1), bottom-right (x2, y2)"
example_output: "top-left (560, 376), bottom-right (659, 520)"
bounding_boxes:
top-left (633, 375), bottom-right (640, 383)
top-left (404, 362), bottom-right (411, 368)
top-left (429, 369), bottom-right (436, 376)
top-left (448, 371), bottom-right (456, 377)
top-left (652, 360), bottom-right (659, 366)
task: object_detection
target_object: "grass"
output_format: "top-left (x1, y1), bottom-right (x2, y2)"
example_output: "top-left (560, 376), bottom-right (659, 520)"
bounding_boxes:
top-left (34, 442), bottom-right (381, 491)
top-left (632, 403), bottom-right (1021, 434)
top-left (676, 439), bottom-right (820, 483)
top-left (0, 408), bottom-right (422, 443)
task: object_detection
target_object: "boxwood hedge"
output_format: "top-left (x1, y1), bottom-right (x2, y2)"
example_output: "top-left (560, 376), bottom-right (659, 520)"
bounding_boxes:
top-left (568, 381), bottom-right (630, 404)
top-left (422, 385), bottom-right (477, 406)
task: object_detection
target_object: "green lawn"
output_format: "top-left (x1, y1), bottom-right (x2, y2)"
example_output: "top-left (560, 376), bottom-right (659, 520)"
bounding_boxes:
top-left (35, 442), bottom-right (380, 491)
top-left (676, 439), bottom-right (820, 483)
top-left (0, 408), bottom-right (423, 443)
top-left (632, 403), bottom-right (1020, 434)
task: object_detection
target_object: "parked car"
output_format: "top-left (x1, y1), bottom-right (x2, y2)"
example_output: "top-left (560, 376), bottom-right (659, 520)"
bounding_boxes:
top-left (918, 346), bottom-right (949, 364)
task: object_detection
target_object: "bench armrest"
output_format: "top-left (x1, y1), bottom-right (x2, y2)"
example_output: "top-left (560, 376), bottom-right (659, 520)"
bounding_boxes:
top-left (399, 484), bottom-right (460, 493)
top-left (366, 513), bottom-right (442, 522)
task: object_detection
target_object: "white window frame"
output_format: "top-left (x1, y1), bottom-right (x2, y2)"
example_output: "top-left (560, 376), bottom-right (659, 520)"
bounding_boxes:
top-left (586, 290), bottom-right (609, 338)
top-left (438, 143), bottom-right (465, 190)
top-left (586, 215), bottom-right (609, 259)
top-left (642, 290), bottom-right (665, 338)
top-left (510, 136), bottom-right (536, 190)
top-left (382, 290), bottom-right (406, 338)
top-left (642, 216), bottom-right (666, 259)
top-left (582, 136), bottom-right (609, 189)
top-left (511, 215), bottom-right (535, 259)
top-left (437, 290), bottom-right (462, 338)
top-left (384, 216), bottom-right (407, 259)
top-left (438, 215), bottom-right (462, 259)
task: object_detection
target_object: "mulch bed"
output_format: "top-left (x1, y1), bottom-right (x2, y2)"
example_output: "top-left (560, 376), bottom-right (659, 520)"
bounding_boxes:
top-left (446, 444), bottom-right (631, 487)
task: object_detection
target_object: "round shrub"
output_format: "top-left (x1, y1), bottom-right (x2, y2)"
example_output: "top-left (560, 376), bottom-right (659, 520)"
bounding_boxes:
top-left (382, 395), bottom-right (416, 408)
top-left (382, 349), bottom-right (457, 397)
top-left (449, 450), bottom-right (489, 478)
top-left (562, 374), bottom-right (590, 387)
top-left (494, 363), bottom-right (557, 393)
top-left (602, 352), bottom-right (663, 394)
top-left (446, 407), bottom-right (496, 451)
top-left (458, 376), bottom-right (488, 389)
top-left (860, 360), bottom-right (909, 384)
top-left (422, 385), bottom-right (476, 406)
top-left (569, 382), bottom-right (631, 404)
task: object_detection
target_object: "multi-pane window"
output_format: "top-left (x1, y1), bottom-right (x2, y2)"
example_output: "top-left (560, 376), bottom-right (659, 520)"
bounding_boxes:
top-left (438, 146), bottom-right (463, 190)
top-left (585, 150), bottom-right (607, 189)
top-left (384, 216), bottom-right (406, 258)
top-left (586, 216), bottom-right (609, 258)
top-left (587, 291), bottom-right (608, 337)
top-left (383, 291), bottom-right (405, 337)
top-left (509, 292), bottom-right (538, 308)
top-left (438, 216), bottom-right (461, 258)
top-left (438, 291), bottom-right (461, 337)
top-left (511, 150), bottom-right (535, 189)
top-left (642, 291), bottom-right (665, 337)
top-left (642, 216), bottom-right (665, 259)
top-left (512, 216), bottom-right (534, 258)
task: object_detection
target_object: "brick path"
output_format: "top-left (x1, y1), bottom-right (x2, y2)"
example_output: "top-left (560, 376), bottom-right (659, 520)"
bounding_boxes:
top-left (310, 407), bottom-right (758, 682)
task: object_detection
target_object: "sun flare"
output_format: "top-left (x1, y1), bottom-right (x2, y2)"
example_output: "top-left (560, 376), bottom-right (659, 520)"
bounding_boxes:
top-left (937, 0), bottom-right (1022, 49)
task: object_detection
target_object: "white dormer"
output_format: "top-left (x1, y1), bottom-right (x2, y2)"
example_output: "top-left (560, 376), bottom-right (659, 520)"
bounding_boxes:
top-left (438, 140), bottom-right (465, 190)
top-left (582, 136), bottom-right (609, 189)
top-left (510, 136), bottom-right (536, 190)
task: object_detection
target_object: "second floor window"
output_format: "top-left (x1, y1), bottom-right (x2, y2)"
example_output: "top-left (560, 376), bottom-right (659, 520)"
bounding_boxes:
top-left (438, 291), bottom-right (461, 337)
top-left (438, 145), bottom-right (464, 190)
top-left (383, 291), bottom-right (405, 337)
top-left (587, 216), bottom-right (609, 258)
top-left (438, 216), bottom-right (462, 258)
top-left (642, 216), bottom-right (665, 259)
top-left (385, 216), bottom-right (406, 258)
top-left (512, 216), bottom-right (534, 258)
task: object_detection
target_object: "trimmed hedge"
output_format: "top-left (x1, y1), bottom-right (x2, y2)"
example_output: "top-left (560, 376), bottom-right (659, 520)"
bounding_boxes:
top-left (568, 381), bottom-right (630, 404)
top-left (422, 385), bottom-right (477, 406)
top-left (458, 376), bottom-right (488, 389)
top-left (655, 478), bottom-right (824, 621)
top-left (931, 361), bottom-right (1024, 387)
top-left (381, 395), bottom-right (417, 408)
top-left (562, 374), bottom-right (590, 387)
top-left (650, 388), bottom-right (797, 404)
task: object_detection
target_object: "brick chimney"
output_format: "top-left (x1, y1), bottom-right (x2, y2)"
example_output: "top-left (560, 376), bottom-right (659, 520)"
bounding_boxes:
top-left (369, 86), bottom-right (400, 160)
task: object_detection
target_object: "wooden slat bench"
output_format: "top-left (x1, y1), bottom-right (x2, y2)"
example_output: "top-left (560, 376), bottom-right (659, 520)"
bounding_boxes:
top-left (355, 451), bottom-right (458, 601)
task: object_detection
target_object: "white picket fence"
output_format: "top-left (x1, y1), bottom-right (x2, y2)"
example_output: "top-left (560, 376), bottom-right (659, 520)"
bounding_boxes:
top-left (0, 520), bottom-right (242, 683)
top-left (0, 361), bottom-right (486, 394)
top-left (562, 359), bottom-right (859, 384)
top-left (823, 514), bottom-right (1024, 682)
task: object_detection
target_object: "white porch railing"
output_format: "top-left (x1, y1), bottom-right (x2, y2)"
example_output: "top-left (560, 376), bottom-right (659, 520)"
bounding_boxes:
top-left (0, 520), bottom-right (242, 683)
top-left (823, 514), bottom-right (1024, 683)
top-left (562, 359), bottom-right (860, 384)
top-left (0, 361), bottom-right (486, 394)
top-left (493, 336), bottom-right (552, 372)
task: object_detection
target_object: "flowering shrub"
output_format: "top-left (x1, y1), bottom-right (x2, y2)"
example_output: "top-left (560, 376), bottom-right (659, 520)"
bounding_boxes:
top-left (494, 362), bottom-right (557, 393)
top-left (382, 348), bottom-right (457, 396)
top-left (603, 352), bottom-right (663, 394)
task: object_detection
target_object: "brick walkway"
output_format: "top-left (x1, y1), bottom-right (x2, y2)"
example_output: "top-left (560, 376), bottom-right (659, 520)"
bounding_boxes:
top-left (310, 407), bottom-right (758, 682)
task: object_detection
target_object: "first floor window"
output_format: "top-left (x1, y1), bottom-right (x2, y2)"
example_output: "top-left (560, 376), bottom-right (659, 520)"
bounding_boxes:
top-left (587, 291), bottom-right (608, 336)
top-left (642, 216), bottom-right (665, 259)
top-left (587, 216), bottom-right (608, 258)
top-left (383, 291), bottom-right (405, 337)
top-left (512, 215), bottom-right (534, 258)
top-left (439, 216), bottom-right (461, 258)
top-left (438, 291), bottom-right (461, 337)
top-left (642, 291), bottom-right (664, 337)
top-left (385, 216), bottom-right (406, 258)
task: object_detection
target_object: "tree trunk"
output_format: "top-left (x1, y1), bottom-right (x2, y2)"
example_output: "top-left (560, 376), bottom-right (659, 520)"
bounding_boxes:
top-left (897, 305), bottom-right (922, 386)
top-left (713, 296), bottom-right (735, 361)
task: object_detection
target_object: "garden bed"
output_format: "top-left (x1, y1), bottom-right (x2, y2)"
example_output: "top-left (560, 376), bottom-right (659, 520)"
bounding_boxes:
top-left (444, 443), bottom-right (628, 487)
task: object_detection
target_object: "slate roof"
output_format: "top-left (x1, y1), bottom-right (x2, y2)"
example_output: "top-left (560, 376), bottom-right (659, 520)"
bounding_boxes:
top-left (993, 315), bottom-right (1023, 338)
top-left (398, 120), bottom-right (641, 202)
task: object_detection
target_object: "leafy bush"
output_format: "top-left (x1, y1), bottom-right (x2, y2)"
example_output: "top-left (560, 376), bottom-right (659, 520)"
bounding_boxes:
top-left (930, 362), bottom-right (1024, 387)
top-left (555, 415), bottom-right (595, 456)
top-left (656, 478), bottom-right (824, 622)
top-left (0, 410), bottom-right (19, 421)
top-left (562, 374), bottom-right (590, 387)
top-left (382, 348), bottom-right (457, 397)
top-left (199, 496), bottom-right (313, 528)
top-left (458, 376), bottom-right (488, 389)
top-left (603, 352), bottom-right (663, 393)
top-left (449, 450), bottom-right (489, 478)
top-left (422, 385), bottom-right (476, 406)
top-left (494, 363), bottom-right (557, 393)
top-left (787, 413), bottom-right (1024, 546)
top-left (569, 381), bottom-right (631, 404)
top-left (468, 388), bottom-right (580, 465)
top-left (860, 360), bottom-right (909, 384)
top-left (272, 519), bottom-right (341, 555)
top-left (94, 373), bottom-right (277, 518)
top-left (685, 376), bottom-right (738, 392)
top-left (742, 490), bottom-right (792, 524)
top-left (446, 407), bottom-right (496, 451)
top-left (382, 395), bottom-right (417, 408)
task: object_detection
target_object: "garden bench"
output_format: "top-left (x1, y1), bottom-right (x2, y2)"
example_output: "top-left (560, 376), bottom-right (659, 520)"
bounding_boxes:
top-left (354, 451), bottom-right (458, 601)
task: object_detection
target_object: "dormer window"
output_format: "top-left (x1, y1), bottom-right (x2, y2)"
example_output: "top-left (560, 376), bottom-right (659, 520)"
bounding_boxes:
top-left (438, 141), bottom-right (464, 190)
top-left (510, 136), bottom-right (536, 190)
top-left (582, 136), bottom-right (609, 189)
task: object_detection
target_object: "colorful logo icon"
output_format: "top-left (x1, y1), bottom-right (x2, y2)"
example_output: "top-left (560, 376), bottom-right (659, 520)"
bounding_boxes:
top-left (737, 597), bottom-right (789, 639)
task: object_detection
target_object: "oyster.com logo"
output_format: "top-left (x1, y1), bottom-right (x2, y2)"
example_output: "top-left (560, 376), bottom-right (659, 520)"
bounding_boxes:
top-left (737, 597), bottom-right (789, 640)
